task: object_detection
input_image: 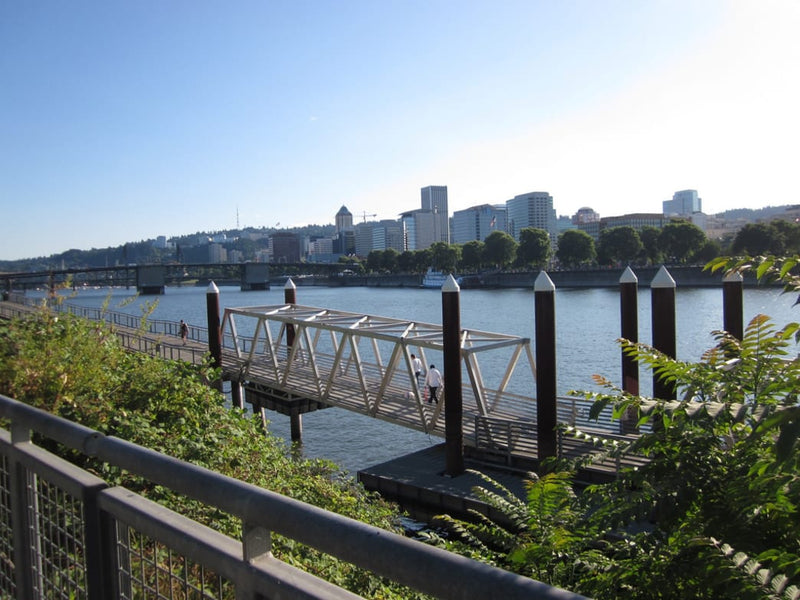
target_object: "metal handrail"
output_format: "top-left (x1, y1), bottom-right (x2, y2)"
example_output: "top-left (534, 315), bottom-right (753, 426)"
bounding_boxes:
top-left (0, 394), bottom-right (586, 600)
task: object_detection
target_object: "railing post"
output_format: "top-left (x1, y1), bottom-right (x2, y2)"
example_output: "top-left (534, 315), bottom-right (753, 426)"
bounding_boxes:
top-left (9, 423), bottom-right (36, 599)
top-left (284, 278), bottom-right (302, 442)
top-left (442, 275), bottom-right (464, 477)
top-left (723, 270), bottom-right (744, 341)
top-left (534, 271), bottom-right (558, 460)
top-left (206, 282), bottom-right (223, 393)
top-left (620, 266), bottom-right (639, 433)
top-left (651, 266), bottom-right (677, 400)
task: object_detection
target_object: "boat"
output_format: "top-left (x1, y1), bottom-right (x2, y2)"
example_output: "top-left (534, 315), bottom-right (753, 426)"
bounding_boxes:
top-left (421, 267), bottom-right (459, 289)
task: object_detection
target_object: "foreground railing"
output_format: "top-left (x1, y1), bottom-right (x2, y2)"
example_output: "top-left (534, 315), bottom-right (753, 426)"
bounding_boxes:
top-left (0, 394), bottom-right (585, 600)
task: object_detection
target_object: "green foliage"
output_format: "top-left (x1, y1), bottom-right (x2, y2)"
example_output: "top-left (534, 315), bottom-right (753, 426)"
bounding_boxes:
top-left (598, 226), bottom-right (643, 265)
top-left (483, 230), bottom-right (517, 269)
top-left (426, 255), bottom-right (800, 598)
top-left (516, 228), bottom-right (552, 268)
top-left (557, 229), bottom-right (596, 268)
top-left (659, 220), bottom-right (707, 263)
top-left (0, 307), bottom-right (425, 599)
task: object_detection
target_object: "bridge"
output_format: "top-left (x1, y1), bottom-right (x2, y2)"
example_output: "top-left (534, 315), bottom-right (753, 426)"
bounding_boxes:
top-left (0, 261), bottom-right (356, 294)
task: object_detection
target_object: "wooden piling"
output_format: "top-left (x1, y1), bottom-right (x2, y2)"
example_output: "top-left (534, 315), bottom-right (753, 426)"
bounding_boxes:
top-left (534, 272), bottom-right (557, 460)
top-left (442, 275), bottom-right (464, 477)
top-left (651, 266), bottom-right (676, 400)
top-left (284, 278), bottom-right (301, 441)
top-left (723, 271), bottom-right (744, 341)
top-left (619, 267), bottom-right (639, 433)
top-left (206, 281), bottom-right (223, 393)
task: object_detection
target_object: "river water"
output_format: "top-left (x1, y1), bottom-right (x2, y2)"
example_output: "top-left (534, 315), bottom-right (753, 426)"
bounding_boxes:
top-left (37, 281), bottom-right (799, 475)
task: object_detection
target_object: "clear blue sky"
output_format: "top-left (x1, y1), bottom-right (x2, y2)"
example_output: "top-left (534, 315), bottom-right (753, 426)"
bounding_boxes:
top-left (2, 1), bottom-right (798, 260)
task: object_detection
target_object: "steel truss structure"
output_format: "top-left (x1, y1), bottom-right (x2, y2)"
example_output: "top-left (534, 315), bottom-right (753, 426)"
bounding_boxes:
top-left (220, 304), bottom-right (538, 436)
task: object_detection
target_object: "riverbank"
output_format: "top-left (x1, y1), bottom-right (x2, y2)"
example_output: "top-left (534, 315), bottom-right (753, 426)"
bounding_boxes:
top-left (283, 265), bottom-right (765, 289)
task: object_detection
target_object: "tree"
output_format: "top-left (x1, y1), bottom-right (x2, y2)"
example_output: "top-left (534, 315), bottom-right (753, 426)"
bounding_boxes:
top-left (638, 226), bottom-right (662, 265)
top-left (771, 220), bottom-right (800, 254)
top-left (460, 240), bottom-right (484, 272)
top-left (732, 222), bottom-right (786, 255)
top-left (429, 241), bottom-right (460, 273)
top-left (659, 221), bottom-right (706, 263)
top-left (483, 231), bottom-right (517, 269)
top-left (556, 230), bottom-right (596, 268)
top-left (598, 226), bottom-right (642, 265)
top-left (516, 228), bottom-right (552, 269)
top-left (366, 250), bottom-right (382, 273)
top-left (381, 248), bottom-right (399, 272)
top-left (691, 238), bottom-right (721, 263)
top-left (397, 251), bottom-right (416, 273)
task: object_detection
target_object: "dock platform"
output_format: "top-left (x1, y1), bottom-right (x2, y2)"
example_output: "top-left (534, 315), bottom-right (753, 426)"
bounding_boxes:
top-left (358, 444), bottom-right (531, 525)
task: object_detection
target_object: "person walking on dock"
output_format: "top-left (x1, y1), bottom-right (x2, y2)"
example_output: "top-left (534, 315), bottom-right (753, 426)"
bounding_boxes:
top-left (425, 364), bottom-right (442, 404)
top-left (410, 353), bottom-right (423, 387)
top-left (180, 320), bottom-right (189, 345)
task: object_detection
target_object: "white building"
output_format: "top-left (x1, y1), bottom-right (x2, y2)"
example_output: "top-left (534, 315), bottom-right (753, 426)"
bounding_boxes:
top-left (506, 191), bottom-right (557, 242)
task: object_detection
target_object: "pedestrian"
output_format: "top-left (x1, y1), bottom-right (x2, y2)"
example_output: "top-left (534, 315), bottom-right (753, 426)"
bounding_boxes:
top-left (180, 320), bottom-right (188, 345)
top-left (425, 364), bottom-right (442, 404)
top-left (410, 353), bottom-right (423, 387)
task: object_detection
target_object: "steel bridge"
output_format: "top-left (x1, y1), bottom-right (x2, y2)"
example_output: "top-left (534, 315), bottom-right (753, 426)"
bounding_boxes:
top-left (220, 303), bottom-right (539, 443)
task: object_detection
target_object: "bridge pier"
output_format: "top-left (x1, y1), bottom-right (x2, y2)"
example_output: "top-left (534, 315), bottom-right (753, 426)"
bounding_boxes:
top-left (136, 265), bottom-right (166, 295)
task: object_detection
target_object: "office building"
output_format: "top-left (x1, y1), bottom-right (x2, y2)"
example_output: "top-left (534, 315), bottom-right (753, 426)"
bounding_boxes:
top-left (663, 190), bottom-right (702, 216)
top-left (506, 192), bottom-right (557, 241)
top-left (420, 185), bottom-right (449, 243)
top-left (451, 204), bottom-right (507, 244)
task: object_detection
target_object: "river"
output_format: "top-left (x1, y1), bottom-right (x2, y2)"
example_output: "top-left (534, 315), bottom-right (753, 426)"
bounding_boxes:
top-left (36, 281), bottom-right (800, 475)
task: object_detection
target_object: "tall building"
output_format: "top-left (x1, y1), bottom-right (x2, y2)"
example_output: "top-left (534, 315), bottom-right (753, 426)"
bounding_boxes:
top-left (506, 192), bottom-right (557, 241)
top-left (663, 190), bottom-right (701, 216)
top-left (451, 204), bottom-right (507, 244)
top-left (401, 209), bottom-right (438, 251)
top-left (420, 185), bottom-right (449, 243)
top-left (335, 205), bottom-right (354, 233)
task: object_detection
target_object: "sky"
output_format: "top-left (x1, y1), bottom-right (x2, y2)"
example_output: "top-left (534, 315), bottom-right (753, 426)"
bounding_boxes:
top-left (2, 1), bottom-right (799, 261)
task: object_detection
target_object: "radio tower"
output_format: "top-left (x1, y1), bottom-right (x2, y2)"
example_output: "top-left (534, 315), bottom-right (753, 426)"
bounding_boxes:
top-left (236, 206), bottom-right (240, 229)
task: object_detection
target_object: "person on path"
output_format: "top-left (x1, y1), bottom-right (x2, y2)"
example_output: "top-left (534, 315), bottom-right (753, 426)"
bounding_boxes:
top-left (425, 364), bottom-right (443, 404)
top-left (180, 320), bottom-right (189, 345)
top-left (410, 353), bottom-right (423, 387)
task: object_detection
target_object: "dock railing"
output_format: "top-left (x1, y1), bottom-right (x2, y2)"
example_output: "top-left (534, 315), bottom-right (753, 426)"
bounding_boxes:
top-left (0, 394), bottom-right (586, 600)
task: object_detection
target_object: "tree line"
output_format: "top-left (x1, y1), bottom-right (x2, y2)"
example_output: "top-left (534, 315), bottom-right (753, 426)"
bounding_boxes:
top-left (356, 218), bottom-right (800, 274)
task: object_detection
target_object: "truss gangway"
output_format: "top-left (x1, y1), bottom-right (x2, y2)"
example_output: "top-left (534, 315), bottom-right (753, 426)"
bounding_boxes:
top-left (220, 303), bottom-right (540, 445)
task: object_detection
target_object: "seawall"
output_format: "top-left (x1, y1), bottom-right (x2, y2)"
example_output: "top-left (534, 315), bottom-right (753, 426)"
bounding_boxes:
top-left (278, 265), bottom-right (767, 289)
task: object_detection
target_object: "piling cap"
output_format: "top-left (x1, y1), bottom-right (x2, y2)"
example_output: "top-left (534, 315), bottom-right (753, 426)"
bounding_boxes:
top-left (442, 274), bottom-right (460, 292)
top-left (723, 270), bottom-right (744, 283)
top-left (620, 266), bottom-right (638, 284)
top-left (284, 277), bottom-right (296, 290)
top-left (534, 271), bottom-right (555, 292)
top-left (207, 281), bottom-right (219, 294)
top-left (651, 265), bottom-right (676, 288)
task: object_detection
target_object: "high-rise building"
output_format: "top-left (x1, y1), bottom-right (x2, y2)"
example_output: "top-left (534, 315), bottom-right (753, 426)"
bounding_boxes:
top-left (663, 190), bottom-right (701, 216)
top-left (401, 209), bottom-right (438, 251)
top-left (506, 192), bottom-right (557, 241)
top-left (335, 205), bottom-right (354, 232)
top-left (451, 204), bottom-right (507, 244)
top-left (420, 185), bottom-right (449, 243)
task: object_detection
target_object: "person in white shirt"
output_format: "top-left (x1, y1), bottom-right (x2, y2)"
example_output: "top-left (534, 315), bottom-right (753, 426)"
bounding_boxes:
top-left (410, 353), bottom-right (423, 387)
top-left (425, 364), bottom-right (443, 404)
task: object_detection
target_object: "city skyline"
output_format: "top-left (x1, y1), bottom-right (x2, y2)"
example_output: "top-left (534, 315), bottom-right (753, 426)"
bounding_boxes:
top-left (2, 1), bottom-right (799, 261)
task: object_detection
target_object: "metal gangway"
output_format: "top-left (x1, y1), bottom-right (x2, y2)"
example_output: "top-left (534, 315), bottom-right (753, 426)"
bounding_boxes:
top-left (220, 303), bottom-right (539, 443)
